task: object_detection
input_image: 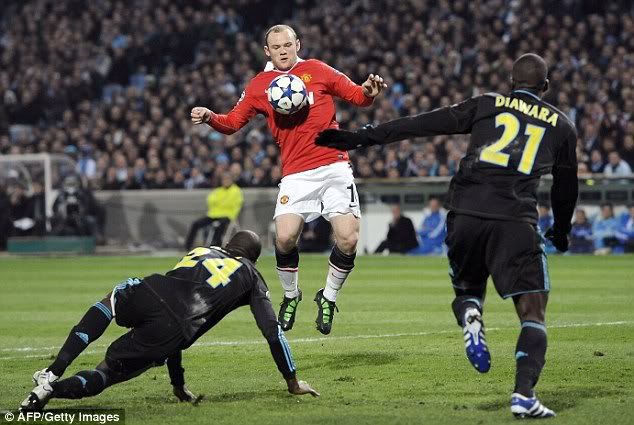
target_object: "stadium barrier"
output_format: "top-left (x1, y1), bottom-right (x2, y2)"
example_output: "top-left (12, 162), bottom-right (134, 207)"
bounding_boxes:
top-left (94, 176), bottom-right (634, 252)
top-left (7, 236), bottom-right (96, 254)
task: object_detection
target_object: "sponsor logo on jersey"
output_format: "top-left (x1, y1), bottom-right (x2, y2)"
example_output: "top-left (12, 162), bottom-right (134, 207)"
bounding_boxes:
top-left (280, 195), bottom-right (289, 204)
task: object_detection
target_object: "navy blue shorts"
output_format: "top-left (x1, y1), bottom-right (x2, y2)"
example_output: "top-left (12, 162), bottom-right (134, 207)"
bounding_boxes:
top-left (105, 279), bottom-right (184, 374)
top-left (445, 213), bottom-right (550, 299)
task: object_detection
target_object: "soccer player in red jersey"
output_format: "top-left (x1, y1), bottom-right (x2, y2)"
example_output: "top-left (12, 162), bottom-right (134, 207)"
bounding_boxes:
top-left (191, 24), bottom-right (386, 334)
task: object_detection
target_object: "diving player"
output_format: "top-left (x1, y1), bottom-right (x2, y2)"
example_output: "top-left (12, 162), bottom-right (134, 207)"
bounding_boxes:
top-left (316, 53), bottom-right (578, 418)
top-left (20, 231), bottom-right (319, 412)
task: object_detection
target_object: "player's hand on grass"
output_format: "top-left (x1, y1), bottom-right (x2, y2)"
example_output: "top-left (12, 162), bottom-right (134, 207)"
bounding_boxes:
top-left (173, 385), bottom-right (201, 404)
top-left (286, 378), bottom-right (320, 397)
top-left (191, 107), bottom-right (212, 125)
top-left (315, 129), bottom-right (370, 150)
top-left (544, 227), bottom-right (569, 252)
top-left (362, 73), bottom-right (388, 98)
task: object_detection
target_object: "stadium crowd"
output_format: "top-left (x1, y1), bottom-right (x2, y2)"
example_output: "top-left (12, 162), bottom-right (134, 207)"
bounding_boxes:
top-left (540, 202), bottom-right (634, 254)
top-left (1, 0), bottom-right (633, 190)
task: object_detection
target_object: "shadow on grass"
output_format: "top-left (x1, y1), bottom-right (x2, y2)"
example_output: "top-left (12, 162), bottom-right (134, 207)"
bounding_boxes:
top-left (203, 389), bottom-right (282, 403)
top-left (301, 352), bottom-right (401, 371)
top-left (477, 387), bottom-right (620, 413)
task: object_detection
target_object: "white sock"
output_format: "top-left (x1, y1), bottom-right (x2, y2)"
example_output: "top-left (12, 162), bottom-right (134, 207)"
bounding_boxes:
top-left (323, 263), bottom-right (352, 302)
top-left (277, 267), bottom-right (300, 298)
top-left (463, 307), bottom-right (481, 325)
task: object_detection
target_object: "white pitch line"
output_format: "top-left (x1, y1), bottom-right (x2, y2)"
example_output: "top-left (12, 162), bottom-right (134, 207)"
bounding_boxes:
top-left (0, 321), bottom-right (630, 361)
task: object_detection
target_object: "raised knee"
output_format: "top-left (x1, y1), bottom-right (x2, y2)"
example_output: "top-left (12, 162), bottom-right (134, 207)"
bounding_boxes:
top-left (336, 231), bottom-right (358, 254)
top-left (276, 233), bottom-right (298, 252)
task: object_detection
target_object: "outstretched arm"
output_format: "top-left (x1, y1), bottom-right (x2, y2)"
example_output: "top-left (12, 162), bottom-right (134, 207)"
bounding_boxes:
top-left (166, 351), bottom-right (201, 404)
top-left (249, 273), bottom-right (319, 397)
top-left (316, 97), bottom-right (479, 150)
top-left (191, 86), bottom-right (258, 135)
top-left (325, 61), bottom-right (386, 107)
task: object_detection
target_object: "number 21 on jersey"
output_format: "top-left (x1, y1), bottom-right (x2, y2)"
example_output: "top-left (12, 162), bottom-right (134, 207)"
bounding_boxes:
top-left (173, 247), bottom-right (243, 288)
top-left (479, 112), bottom-right (546, 174)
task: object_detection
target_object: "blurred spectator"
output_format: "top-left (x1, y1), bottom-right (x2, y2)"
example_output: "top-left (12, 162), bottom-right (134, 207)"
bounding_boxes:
top-left (374, 204), bottom-right (418, 254)
top-left (569, 208), bottom-right (594, 254)
top-left (77, 145), bottom-right (97, 180)
top-left (0, 185), bottom-right (12, 249)
top-left (603, 152), bottom-right (632, 177)
top-left (299, 216), bottom-right (332, 253)
top-left (8, 182), bottom-right (37, 236)
top-left (410, 197), bottom-right (446, 255)
top-left (588, 150), bottom-right (604, 174)
top-left (537, 203), bottom-right (553, 231)
top-left (51, 175), bottom-right (99, 237)
top-left (622, 136), bottom-right (634, 169)
top-left (537, 203), bottom-right (556, 254)
top-left (184, 173), bottom-right (243, 250)
top-left (615, 205), bottom-right (634, 253)
top-left (592, 203), bottom-right (621, 253)
top-left (28, 182), bottom-right (47, 236)
top-left (82, 180), bottom-right (107, 245)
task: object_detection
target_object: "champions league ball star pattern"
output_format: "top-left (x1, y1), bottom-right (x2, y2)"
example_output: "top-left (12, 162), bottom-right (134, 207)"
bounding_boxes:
top-left (268, 74), bottom-right (309, 115)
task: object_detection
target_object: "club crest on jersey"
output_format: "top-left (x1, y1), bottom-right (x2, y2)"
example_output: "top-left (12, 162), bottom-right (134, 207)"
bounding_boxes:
top-left (280, 195), bottom-right (289, 205)
top-left (300, 73), bottom-right (312, 83)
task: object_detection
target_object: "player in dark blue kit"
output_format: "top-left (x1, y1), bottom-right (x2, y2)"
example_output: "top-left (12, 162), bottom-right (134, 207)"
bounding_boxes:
top-left (21, 231), bottom-right (319, 412)
top-left (317, 54), bottom-right (578, 419)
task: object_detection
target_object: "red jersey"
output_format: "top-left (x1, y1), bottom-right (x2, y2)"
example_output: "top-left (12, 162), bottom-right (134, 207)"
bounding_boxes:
top-left (207, 59), bottom-right (373, 176)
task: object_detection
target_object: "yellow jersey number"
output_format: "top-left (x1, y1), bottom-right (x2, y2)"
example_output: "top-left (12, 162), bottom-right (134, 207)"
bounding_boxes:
top-left (479, 112), bottom-right (546, 175)
top-left (172, 247), bottom-right (243, 288)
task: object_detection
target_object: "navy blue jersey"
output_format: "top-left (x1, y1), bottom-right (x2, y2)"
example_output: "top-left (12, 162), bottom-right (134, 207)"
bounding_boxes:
top-left (141, 247), bottom-right (295, 379)
top-left (355, 90), bottom-right (578, 228)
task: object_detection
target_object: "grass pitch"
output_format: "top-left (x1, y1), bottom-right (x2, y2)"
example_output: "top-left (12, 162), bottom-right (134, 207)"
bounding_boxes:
top-left (0, 254), bottom-right (632, 424)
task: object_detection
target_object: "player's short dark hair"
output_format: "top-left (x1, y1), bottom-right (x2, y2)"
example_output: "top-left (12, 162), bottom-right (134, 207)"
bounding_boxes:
top-left (264, 24), bottom-right (297, 46)
top-left (512, 53), bottom-right (548, 91)
top-left (224, 230), bottom-right (262, 263)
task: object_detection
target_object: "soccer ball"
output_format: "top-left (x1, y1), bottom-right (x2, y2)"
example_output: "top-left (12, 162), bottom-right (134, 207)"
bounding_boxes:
top-left (267, 74), bottom-right (308, 115)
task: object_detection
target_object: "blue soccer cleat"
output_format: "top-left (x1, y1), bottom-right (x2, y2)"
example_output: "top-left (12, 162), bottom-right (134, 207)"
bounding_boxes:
top-left (511, 393), bottom-right (556, 419)
top-left (462, 309), bottom-right (491, 373)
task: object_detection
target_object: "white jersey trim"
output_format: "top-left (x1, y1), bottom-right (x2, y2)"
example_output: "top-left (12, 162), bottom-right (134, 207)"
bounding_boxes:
top-left (264, 57), bottom-right (305, 73)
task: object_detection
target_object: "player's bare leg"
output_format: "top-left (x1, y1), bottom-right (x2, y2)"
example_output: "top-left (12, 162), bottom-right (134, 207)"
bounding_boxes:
top-left (314, 213), bottom-right (359, 334)
top-left (275, 213), bottom-right (305, 331)
top-left (510, 292), bottom-right (554, 418)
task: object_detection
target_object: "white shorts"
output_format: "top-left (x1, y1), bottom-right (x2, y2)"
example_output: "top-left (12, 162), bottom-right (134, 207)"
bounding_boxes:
top-left (274, 162), bottom-right (361, 222)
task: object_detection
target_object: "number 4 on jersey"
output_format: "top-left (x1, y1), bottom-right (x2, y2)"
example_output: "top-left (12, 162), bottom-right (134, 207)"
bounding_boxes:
top-left (173, 247), bottom-right (243, 288)
top-left (203, 258), bottom-right (242, 288)
top-left (479, 112), bottom-right (546, 174)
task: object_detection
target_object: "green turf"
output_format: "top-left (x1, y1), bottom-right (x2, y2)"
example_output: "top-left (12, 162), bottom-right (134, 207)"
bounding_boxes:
top-left (0, 254), bottom-right (632, 424)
